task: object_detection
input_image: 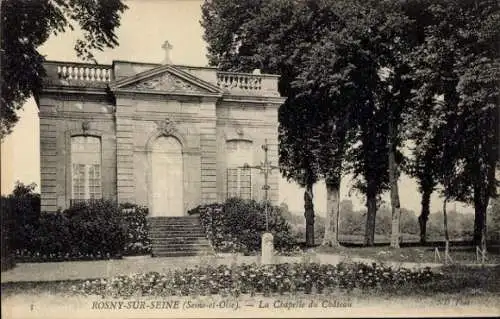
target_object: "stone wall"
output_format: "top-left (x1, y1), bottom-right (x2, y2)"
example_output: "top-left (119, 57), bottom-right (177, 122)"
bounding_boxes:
top-left (39, 60), bottom-right (284, 214)
top-left (114, 94), bottom-right (218, 211)
top-left (216, 100), bottom-right (280, 204)
top-left (38, 94), bottom-right (116, 212)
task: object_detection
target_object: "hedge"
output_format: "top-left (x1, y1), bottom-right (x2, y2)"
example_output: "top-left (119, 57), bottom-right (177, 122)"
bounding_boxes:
top-left (1, 183), bottom-right (41, 270)
top-left (15, 200), bottom-right (151, 262)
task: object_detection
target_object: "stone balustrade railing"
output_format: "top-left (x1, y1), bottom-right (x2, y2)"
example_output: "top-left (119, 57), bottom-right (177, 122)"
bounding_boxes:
top-left (216, 71), bottom-right (262, 91)
top-left (44, 61), bottom-right (280, 96)
top-left (215, 71), bottom-right (280, 96)
top-left (57, 64), bottom-right (112, 82)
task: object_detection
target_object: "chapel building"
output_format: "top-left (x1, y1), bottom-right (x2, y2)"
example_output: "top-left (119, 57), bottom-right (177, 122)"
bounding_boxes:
top-left (38, 44), bottom-right (284, 217)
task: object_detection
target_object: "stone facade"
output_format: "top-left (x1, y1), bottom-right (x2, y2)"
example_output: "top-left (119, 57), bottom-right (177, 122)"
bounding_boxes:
top-left (38, 60), bottom-right (285, 214)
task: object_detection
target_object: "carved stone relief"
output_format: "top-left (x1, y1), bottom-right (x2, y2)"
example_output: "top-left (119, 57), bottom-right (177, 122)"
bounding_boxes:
top-left (129, 72), bottom-right (206, 93)
top-left (155, 118), bottom-right (177, 136)
top-left (81, 120), bottom-right (91, 133)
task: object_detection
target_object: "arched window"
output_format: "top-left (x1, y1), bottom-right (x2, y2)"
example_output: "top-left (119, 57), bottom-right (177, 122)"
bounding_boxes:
top-left (71, 136), bottom-right (102, 205)
top-left (226, 140), bottom-right (252, 199)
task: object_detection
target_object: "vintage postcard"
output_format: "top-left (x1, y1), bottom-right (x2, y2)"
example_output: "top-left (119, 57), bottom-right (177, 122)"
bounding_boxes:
top-left (1, 0), bottom-right (499, 318)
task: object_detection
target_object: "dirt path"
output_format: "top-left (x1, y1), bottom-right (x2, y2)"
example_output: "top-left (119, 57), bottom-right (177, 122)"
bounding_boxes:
top-left (2, 292), bottom-right (498, 318)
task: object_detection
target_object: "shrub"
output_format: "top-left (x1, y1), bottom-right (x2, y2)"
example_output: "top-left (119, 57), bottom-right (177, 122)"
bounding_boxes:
top-left (120, 203), bottom-right (151, 256)
top-left (64, 200), bottom-right (127, 257)
top-left (1, 182), bottom-right (40, 269)
top-left (189, 198), bottom-right (297, 254)
top-left (15, 200), bottom-right (151, 262)
top-left (9, 182), bottom-right (41, 225)
top-left (1, 196), bottom-right (16, 270)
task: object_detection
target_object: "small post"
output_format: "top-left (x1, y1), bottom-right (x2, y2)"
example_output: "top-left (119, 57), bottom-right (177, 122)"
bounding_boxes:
top-left (444, 242), bottom-right (448, 265)
top-left (444, 241), bottom-right (453, 265)
top-left (434, 247), bottom-right (441, 263)
top-left (476, 246), bottom-right (486, 265)
top-left (261, 232), bottom-right (274, 265)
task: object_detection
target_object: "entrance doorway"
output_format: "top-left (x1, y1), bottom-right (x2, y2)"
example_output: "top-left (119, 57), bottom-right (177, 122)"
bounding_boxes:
top-left (151, 136), bottom-right (184, 216)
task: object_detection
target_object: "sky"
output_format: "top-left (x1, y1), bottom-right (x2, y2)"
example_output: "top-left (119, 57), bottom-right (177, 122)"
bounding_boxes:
top-left (0, 0), bottom-right (473, 215)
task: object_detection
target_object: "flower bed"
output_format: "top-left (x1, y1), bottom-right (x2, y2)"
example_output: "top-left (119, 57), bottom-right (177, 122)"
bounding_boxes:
top-left (71, 262), bottom-right (443, 298)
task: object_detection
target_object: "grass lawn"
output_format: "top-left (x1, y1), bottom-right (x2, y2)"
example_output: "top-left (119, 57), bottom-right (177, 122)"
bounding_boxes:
top-left (314, 241), bottom-right (500, 264)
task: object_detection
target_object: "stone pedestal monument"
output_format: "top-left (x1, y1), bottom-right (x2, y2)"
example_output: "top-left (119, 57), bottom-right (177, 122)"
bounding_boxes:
top-left (261, 232), bottom-right (274, 265)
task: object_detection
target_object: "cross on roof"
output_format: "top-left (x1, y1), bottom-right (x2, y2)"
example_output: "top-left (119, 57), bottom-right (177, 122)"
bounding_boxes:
top-left (162, 40), bottom-right (173, 64)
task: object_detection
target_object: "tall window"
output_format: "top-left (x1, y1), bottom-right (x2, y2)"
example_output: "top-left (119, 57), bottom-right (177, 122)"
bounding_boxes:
top-left (71, 136), bottom-right (102, 203)
top-left (226, 140), bottom-right (252, 199)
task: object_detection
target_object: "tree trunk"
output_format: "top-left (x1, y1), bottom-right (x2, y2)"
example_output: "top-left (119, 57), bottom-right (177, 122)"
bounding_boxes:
top-left (304, 183), bottom-right (315, 247)
top-left (443, 198), bottom-right (450, 264)
top-left (364, 189), bottom-right (377, 246)
top-left (388, 121), bottom-right (401, 249)
top-left (418, 189), bottom-right (432, 244)
top-left (473, 204), bottom-right (484, 246)
top-left (473, 191), bottom-right (489, 258)
top-left (482, 207), bottom-right (488, 263)
top-left (322, 180), bottom-right (341, 247)
top-left (474, 176), bottom-right (493, 258)
top-left (473, 182), bottom-right (489, 247)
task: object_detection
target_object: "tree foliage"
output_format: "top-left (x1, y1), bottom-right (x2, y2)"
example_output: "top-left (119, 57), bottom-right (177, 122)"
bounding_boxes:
top-left (0, 0), bottom-right (127, 137)
top-left (201, 0), bottom-right (499, 248)
top-left (202, 0), bottom-right (340, 246)
top-left (293, 0), bottom-right (414, 247)
top-left (405, 0), bottom-right (500, 245)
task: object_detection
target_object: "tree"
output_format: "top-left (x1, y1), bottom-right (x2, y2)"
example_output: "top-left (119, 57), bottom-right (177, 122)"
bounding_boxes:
top-left (296, 0), bottom-right (412, 248)
top-left (316, 119), bottom-right (347, 248)
top-left (0, 0), bottom-right (128, 138)
top-left (347, 113), bottom-right (390, 246)
top-left (407, 142), bottom-right (438, 243)
top-left (279, 99), bottom-right (320, 246)
top-left (292, 27), bottom-right (351, 247)
top-left (487, 197), bottom-right (500, 240)
top-left (288, 0), bottom-right (415, 248)
top-left (379, 63), bottom-right (416, 250)
top-left (406, 96), bottom-right (441, 245)
top-left (406, 0), bottom-right (499, 249)
top-left (201, 0), bottom-right (342, 247)
top-left (201, 0), bottom-right (263, 71)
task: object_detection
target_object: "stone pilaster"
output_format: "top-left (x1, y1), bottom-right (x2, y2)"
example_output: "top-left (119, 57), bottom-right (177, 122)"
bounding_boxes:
top-left (40, 116), bottom-right (58, 212)
top-left (115, 100), bottom-right (135, 203)
top-left (199, 101), bottom-right (217, 204)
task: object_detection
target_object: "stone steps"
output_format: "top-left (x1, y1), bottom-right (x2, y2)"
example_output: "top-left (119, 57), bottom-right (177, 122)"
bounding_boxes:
top-left (149, 225), bottom-right (205, 231)
top-left (151, 239), bottom-right (211, 246)
top-left (151, 250), bottom-right (213, 258)
top-left (149, 216), bottom-right (212, 257)
top-left (152, 244), bottom-right (212, 251)
top-left (149, 232), bottom-right (206, 238)
top-left (149, 224), bottom-right (203, 228)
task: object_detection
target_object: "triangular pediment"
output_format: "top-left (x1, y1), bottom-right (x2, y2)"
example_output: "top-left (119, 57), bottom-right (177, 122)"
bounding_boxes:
top-left (109, 64), bottom-right (223, 96)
